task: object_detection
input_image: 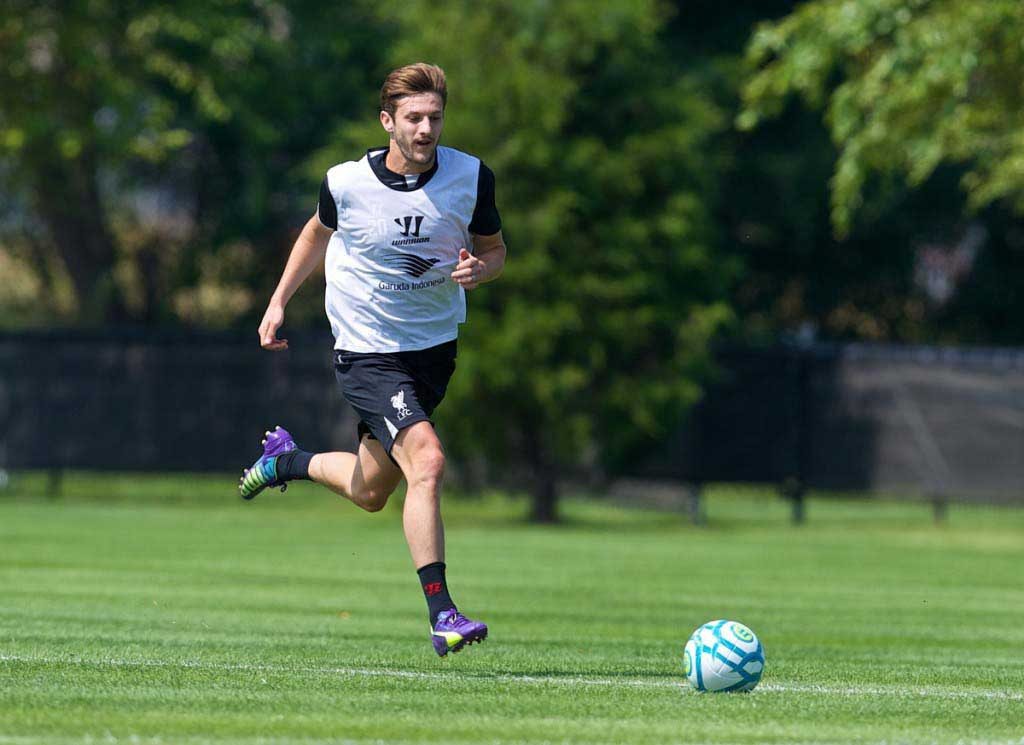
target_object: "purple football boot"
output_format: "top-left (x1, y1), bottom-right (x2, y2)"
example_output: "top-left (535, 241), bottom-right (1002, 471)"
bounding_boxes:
top-left (431, 609), bottom-right (488, 656)
top-left (238, 426), bottom-right (296, 500)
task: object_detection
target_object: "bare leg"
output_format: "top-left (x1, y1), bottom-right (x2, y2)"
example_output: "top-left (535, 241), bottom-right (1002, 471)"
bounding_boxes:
top-left (390, 421), bottom-right (446, 568)
top-left (387, 422), bottom-right (486, 653)
top-left (309, 436), bottom-right (403, 512)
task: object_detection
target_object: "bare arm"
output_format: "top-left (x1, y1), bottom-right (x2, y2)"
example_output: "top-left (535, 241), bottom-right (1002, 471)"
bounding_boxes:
top-left (451, 230), bottom-right (507, 289)
top-left (258, 214), bottom-right (333, 350)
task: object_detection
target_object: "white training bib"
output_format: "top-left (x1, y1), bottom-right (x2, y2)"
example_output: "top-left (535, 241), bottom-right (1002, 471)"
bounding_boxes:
top-left (321, 146), bottom-right (481, 352)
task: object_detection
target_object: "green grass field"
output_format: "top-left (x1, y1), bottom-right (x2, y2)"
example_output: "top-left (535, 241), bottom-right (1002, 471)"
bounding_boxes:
top-left (2, 473), bottom-right (1023, 744)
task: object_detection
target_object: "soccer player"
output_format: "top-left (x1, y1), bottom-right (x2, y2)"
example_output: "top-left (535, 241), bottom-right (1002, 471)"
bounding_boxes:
top-left (238, 63), bottom-right (505, 657)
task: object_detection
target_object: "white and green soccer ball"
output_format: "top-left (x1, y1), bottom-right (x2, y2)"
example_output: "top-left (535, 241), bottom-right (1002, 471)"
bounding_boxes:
top-left (683, 619), bottom-right (765, 692)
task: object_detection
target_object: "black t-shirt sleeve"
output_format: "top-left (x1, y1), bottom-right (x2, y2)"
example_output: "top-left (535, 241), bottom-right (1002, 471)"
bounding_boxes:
top-left (468, 163), bottom-right (501, 236)
top-left (318, 176), bottom-right (338, 230)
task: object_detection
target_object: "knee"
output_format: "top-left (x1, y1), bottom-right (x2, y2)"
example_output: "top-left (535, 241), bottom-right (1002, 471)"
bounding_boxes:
top-left (409, 448), bottom-right (446, 491)
top-left (352, 486), bottom-right (390, 512)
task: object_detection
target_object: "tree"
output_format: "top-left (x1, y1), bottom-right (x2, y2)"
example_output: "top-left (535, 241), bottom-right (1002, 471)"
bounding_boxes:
top-left (0, 1), bottom-right (383, 324)
top-left (322, 0), bottom-right (735, 520)
top-left (739, 0), bottom-right (1024, 236)
top-left (732, 0), bottom-right (1024, 346)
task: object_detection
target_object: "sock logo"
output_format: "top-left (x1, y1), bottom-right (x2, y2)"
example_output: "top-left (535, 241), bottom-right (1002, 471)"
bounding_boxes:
top-left (423, 582), bottom-right (443, 596)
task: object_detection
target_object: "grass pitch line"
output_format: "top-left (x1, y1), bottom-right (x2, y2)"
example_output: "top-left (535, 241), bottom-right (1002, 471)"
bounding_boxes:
top-left (2, 653), bottom-right (1020, 702)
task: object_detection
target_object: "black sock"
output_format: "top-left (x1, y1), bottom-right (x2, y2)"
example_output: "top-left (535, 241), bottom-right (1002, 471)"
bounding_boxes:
top-left (275, 449), bottom-right (313, 481)
top-left (417, 562), bottom-right (455, 624)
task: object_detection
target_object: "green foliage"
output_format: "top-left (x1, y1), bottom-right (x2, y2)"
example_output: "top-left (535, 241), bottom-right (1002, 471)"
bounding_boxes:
top-left (341, 0), bottom-right (737, 495)
top-left (0, 1), bottom-right (384, 323)
top-left (740, 0), bottom-right (1024, 236)
top-left (0, 0), bottom-right (748, 513)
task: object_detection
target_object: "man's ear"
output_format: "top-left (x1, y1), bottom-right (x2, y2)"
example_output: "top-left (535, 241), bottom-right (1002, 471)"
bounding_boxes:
top-left (380, 110), bottom-right (394, 137)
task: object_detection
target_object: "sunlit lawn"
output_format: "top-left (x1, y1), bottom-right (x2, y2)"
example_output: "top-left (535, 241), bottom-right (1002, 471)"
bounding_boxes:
top-left (1, 473), bottom-right (1022, 743)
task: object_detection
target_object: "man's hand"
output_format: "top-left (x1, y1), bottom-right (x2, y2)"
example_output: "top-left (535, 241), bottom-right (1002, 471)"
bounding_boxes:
top-left (258, 303), bottom-right (289, 351)
top-left (255, 213), bottom-right (331, 351)
top-left (451, 248), bottom-right (486, 290)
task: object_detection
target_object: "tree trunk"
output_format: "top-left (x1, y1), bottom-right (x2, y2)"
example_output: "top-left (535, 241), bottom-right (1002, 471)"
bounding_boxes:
top-left (529, 471), bottom-right (559, 523)
top-left (526, 430), bottom-right (560, 523)
top-left (31, 141), bottom-right (124, 322)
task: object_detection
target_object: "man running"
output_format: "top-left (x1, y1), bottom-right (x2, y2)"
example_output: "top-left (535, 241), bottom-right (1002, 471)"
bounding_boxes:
top-left (238, 63), bottom-right (505, 657)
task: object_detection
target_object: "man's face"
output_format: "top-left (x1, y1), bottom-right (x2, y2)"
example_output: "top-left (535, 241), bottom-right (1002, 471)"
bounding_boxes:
top-left (381, 92), bottom-right (445, 168)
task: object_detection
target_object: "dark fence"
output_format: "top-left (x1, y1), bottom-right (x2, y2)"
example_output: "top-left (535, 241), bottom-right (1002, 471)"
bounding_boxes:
top-left (0, 329), bottom-right (359, 472)
top-left (641, 344), bottom-right (1024, 508)
top-left (2, 331), bottom-right (1023, 508)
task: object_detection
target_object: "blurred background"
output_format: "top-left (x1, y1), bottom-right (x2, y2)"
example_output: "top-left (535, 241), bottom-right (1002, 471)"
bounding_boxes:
top-left (2, 0), bottom-right (1022, 522)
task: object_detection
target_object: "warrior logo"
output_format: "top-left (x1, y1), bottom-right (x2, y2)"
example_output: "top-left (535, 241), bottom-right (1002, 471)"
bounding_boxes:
top-left (391, 215), bottom-right (430, 246)
top-left (391, 390), bottom-right (413, 421)
top-left (394, 215), bottom-right (424, 237)
top-left (381, 252), bottom-right (440, 278)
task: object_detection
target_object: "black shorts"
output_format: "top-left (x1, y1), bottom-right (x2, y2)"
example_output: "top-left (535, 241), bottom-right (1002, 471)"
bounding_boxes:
top-left (333, 340), bottom-right (457, 455)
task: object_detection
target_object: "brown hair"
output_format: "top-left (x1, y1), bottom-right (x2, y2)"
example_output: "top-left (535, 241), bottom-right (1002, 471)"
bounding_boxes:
top-left (380, 63), bottom-right (448, 115)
